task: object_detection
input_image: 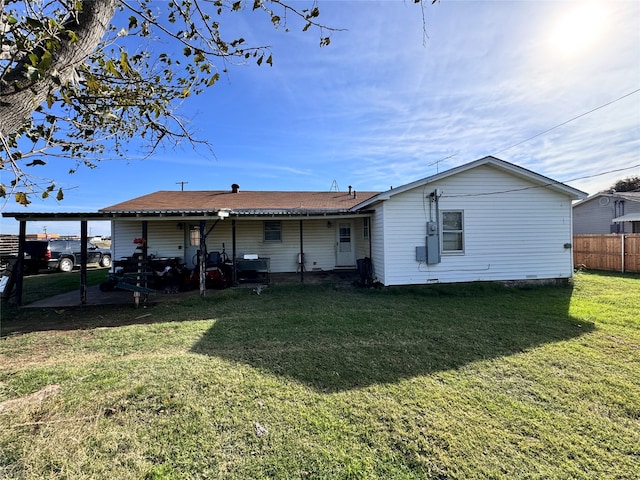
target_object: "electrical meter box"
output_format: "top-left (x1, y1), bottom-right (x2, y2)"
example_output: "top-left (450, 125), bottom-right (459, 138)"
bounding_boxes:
top-left (425, 221), bottom-right (441, 264)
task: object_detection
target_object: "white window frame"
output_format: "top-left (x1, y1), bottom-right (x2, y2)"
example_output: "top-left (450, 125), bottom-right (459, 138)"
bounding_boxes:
top-left (441, 210), bottom-right (464, 254)
top-left (263, 221), bottom-right (282, 242)
top-left (363, 217), bottom-right (370, 239)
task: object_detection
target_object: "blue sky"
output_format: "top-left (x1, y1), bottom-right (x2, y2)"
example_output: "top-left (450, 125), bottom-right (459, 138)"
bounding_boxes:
top-left (2, 0), bottom-right (639, 236)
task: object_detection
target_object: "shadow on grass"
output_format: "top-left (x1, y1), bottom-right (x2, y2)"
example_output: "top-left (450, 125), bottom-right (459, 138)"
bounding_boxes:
top-left (191, 282), bottom-right (594, 393)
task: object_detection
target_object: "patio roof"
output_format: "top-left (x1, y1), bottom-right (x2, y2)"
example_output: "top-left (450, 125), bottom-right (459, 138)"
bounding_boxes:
top-left (1, 190), bottom-right (379, 222)
top-left (99, 190), bottom-right (379, 216)
top-left (612, 213), bottom-right (640, 223)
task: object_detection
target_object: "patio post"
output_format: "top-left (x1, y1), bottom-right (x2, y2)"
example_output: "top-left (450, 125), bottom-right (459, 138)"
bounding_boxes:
top-left (299, 219), bottom-right (304, 283)
top-left (199, 220), bottom-right (206, 296)
top-left (232, 219), bottom-right (237, 285)
top-left (80, 220), bottom-right (88, 304)
top-left (14, 220), bottom-right (26, 306)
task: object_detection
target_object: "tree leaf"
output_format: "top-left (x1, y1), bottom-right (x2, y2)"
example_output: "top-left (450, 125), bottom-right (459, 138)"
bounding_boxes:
top-left (56, 188), bottom-right (64, 201)
top-left (207, 73), bottom-right (220, 86)
top-left (86, 76), bottom-right (101, 92)
top-left (15, 192), bottom-right (30, 206)
top-left (67, 30), bottom-right (79, 43)
top-left (38, 50), bottom-right (53, 72)
top-left (26, 159), bottom-right (47, 167)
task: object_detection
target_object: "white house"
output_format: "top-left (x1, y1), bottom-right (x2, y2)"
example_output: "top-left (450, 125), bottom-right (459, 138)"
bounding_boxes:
top-left (98, 156), bottom-right (586, 286)
top-left (358, 156), bottom-right (586, 285)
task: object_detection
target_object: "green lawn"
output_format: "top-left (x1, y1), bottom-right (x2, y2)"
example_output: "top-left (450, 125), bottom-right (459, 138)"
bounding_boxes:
top-left (1, 272), bottom-right (638, 479)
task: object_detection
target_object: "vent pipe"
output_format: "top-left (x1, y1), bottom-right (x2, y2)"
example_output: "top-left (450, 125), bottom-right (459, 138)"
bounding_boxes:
top-left (231, 183), bottom-right (240, 193)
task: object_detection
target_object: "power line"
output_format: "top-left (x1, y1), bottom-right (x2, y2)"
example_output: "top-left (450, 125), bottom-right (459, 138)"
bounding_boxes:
top-left (493, 88), bottom-right (640, 156)
top-left (426, 89), bottom-right (640, 178)
top-left (564, 164), bottom-right (640, 184)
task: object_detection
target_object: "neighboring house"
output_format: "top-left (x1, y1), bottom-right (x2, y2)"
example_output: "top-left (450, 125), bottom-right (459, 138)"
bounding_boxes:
top-left (99, 156), bottom-right (586, 286)
top-left (572, 192), bottom-right (640, 234)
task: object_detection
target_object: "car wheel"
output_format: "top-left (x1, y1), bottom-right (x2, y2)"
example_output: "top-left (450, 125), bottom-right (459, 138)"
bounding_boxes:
top-left (58, 258), bottom-right (74, 272)
top-left (100, 255), bottom-right (112, 268)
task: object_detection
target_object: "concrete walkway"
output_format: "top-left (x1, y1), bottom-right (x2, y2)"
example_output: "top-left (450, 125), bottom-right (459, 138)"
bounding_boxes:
top-left (22, 270), bottom-right (360, 308)
top-left (23, 285), bottom-right (201, 308)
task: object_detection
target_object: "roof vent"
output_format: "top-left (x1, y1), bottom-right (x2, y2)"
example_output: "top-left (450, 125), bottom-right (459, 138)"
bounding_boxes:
top-left (231, 183), bottom-right (240, 193)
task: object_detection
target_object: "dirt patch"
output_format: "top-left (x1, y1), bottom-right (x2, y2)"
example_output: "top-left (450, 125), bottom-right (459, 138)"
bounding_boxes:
top-left (0, 384), bottom-right (60, 413)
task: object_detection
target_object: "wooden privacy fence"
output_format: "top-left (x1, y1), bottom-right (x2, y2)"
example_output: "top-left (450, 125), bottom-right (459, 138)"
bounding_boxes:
top-left (573, 234), bottom-right (640, 273)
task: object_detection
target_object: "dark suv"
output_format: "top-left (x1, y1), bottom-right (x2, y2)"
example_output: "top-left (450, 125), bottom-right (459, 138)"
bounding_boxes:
top-left (24, 240), bottom-right (50, 273)
top-left (47, 240), bottom-right (112, 272)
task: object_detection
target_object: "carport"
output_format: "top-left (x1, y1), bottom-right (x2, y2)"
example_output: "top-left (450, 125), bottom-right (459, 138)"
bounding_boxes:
top-left (1, 211), bottom-right (112, 306)
top-left (2, 209), bottom-right (237, 306)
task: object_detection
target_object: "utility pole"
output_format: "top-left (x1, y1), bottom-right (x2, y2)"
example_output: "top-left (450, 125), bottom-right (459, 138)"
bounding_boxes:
top-left (176, 181), bottom-right (188, 191)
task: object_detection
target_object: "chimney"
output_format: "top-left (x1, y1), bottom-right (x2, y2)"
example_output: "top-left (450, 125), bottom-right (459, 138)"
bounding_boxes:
top-left (231, 183), bottom-right (240, 193)
top-left (348, 185), bottom-right (352, 195)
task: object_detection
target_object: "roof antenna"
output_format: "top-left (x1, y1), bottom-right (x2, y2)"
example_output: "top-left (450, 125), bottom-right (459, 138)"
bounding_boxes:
top-left (176, 181), bottom-right (188, 191)
top-left (428, 153), bottom-right (457, 173)
top-left (330, 180), bottom-right (340, 192)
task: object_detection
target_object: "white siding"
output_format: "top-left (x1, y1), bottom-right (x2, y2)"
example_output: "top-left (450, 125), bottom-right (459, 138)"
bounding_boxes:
top-left (378, 164), bottom-right (576, 286)
top-left (112, 220), bottom-right (186, 262)
top-left (370, 205), bottom-right (385, 283)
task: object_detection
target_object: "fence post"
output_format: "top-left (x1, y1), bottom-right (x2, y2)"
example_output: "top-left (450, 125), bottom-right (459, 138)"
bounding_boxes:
top-left (621, 234), bottom-right (625, 273)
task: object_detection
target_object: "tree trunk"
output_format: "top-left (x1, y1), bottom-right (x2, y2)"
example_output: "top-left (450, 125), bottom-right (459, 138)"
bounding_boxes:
top-left (0, 0), bottom-right (119, 137)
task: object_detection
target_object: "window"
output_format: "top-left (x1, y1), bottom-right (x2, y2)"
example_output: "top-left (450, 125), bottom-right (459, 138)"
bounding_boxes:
top-left (363, 217), bottom-right (370, 239)
top-left (441, 211), bottom-right (464, 253)
top-left (189, 226), bottom-right (200, 246)
top-left (264, 221), bottom-right (282, 242)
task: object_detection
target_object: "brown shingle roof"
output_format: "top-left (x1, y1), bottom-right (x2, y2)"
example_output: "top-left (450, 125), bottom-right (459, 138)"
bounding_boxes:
top-left (100, 190), bottom-right (379, 214)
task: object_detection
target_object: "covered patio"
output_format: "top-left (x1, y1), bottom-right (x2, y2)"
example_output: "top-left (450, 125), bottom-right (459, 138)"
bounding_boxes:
top-left (1, 212), bottom-right (112, 306)
top-left (1, 210), bottom-right (363, 307)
